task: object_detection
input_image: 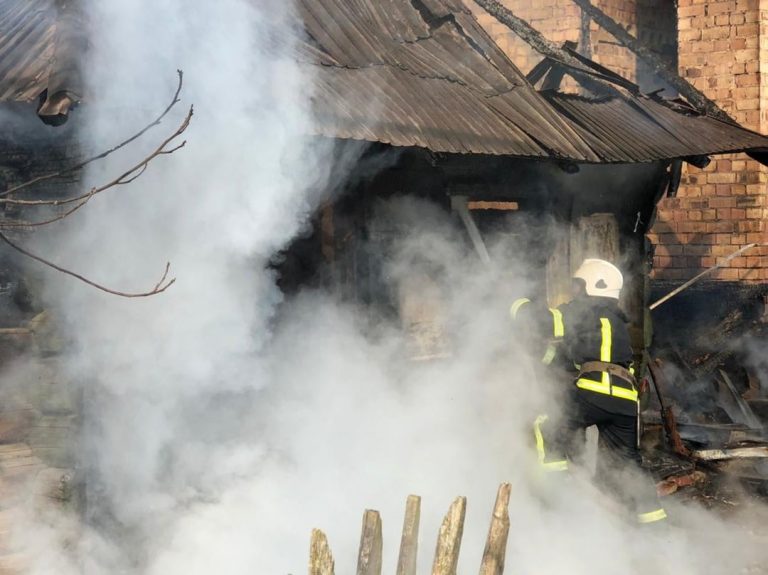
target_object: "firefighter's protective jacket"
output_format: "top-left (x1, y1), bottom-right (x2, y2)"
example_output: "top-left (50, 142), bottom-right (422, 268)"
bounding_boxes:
top-left (511, 295), bottom-right (637, 415)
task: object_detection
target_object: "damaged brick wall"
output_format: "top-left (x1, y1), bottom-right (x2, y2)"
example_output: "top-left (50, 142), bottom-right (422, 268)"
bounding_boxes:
top-left (470, 0), bottom-right (641, 89)
top-left (649, 0), bottom-right (768, 282)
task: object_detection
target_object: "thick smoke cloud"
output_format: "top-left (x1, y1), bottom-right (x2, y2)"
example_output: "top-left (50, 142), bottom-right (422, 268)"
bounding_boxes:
top-left (5, 1), bottom-right (768, 574)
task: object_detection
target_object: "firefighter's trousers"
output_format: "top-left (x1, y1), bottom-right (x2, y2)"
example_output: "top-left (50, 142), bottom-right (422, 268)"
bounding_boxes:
top-left (534, 388), bottom-right (667, 524)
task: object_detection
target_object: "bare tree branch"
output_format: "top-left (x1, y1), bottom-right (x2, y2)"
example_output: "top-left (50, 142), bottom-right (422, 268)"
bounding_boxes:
top-left (0, 70), bottom-right (186, 199)
top-left (0, 231), bottom-right (176, 297)
top-left (0, 194), bottom-right (94, 229)
top-left (0, 105), bottom-right (192, 209)
top-left (0, 72), bottom-right (192, 298)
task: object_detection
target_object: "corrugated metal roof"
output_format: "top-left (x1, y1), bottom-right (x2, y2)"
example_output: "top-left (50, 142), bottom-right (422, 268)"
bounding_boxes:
top-left (0, 0), bottom-right (57, 102)
top-left (0, 0), bottom-right (84, 124)
top-left (299, 0), bottom-right (768, 161)
top-left (3, 0), bottom-right (768, 163)
top-left (545, 93), bottom-right (768, 162)
top-left (298, 0), bottom-right (606, 160)
top-left (308, 64), bottom-right (548, 156)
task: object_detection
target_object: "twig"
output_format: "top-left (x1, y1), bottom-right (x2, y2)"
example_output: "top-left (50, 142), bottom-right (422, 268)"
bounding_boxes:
top-left (0, 195), bottom-right (93, 228)
top-left (0, 231), bottom-right (175, 298)
top-left (0, 70), bottom-right (186, 199)
top-left (0, 72), bottom-right (190, 297)
top-left (0, 107), bottom-right (192, 209)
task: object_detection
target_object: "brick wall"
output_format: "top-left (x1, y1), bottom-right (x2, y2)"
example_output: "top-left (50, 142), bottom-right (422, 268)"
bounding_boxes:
top-left (648, 0), bottom-right (768, 282)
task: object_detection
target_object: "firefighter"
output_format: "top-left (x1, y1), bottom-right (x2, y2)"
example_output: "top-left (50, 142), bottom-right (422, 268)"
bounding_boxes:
top-left (511, 258), bottom-right (667, 525)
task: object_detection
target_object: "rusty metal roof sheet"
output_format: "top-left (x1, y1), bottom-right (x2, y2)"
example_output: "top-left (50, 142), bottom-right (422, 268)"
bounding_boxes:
top-left (299, 0), bottom-right (604, 160)
top-left (545, 92), bottom-right (768, 162)
top-left (0, 0), bottom-right (84, 125)
top-left (4, 0), bottom-right (768, 162)
top-left (299, 0), bottom-right (768, 162)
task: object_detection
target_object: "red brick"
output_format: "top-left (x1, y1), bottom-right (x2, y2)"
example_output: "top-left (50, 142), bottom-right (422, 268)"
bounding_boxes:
top-left (708, 172), bottom-right (737, 184)
top-left (739, 268), bottom-right (761, 280)
top-left (683, 244), bottom-right (710, 255)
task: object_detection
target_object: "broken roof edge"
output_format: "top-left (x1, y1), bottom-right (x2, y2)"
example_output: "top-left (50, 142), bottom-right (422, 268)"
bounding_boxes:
top-left (0, 0), bottom-right (86, 126)
top-left (305, 130), bottom-right (666, 164)
top-left (309, 127), bottom-right (768, 168)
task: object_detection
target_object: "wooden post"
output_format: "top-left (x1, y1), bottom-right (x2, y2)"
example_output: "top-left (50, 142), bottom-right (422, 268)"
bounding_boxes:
top-left (547, 213), bottom-right (621, 308)
top-left (546, 224), bottom-right (572, 308)
top-left (431, 496), bottom-right (466, 575)
top-left (479, 483), bottom-right (511, 575)
top-left (570, 214), bottom-right (620, 267)
top-left (309, 529), bottom-right (335, 575)
top-left (396, 495), bottom-right (421, 575)
top-left (356, 510), bottom-right (383, 575)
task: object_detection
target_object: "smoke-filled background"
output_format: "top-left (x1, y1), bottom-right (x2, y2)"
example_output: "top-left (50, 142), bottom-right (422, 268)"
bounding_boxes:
top-left (5, 0), bottom-right (768, 573)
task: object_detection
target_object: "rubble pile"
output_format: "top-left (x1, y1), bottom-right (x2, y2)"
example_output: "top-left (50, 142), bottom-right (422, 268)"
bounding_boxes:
top-left (643, 287), bottom-right (768, 515)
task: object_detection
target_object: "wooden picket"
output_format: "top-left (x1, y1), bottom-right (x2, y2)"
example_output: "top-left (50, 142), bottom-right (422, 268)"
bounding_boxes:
top-left (356, 510), bottom-right (383, 575)
top-left (431, 496), bottom-right (466, 575)
top-left (396, 495), bottom-right (420, 575)
top-left (309, 483), bottom-right (512, 575)
top-left (310, 529), bottom-right (335, 575)
top-left (478, 484), bottom-right (511, 575)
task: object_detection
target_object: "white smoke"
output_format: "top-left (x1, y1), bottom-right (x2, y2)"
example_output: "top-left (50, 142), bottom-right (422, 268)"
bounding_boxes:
top-left (5, 1), bottom-right (768, 574)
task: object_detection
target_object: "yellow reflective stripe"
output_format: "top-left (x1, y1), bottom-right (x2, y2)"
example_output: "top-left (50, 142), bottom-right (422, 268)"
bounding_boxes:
top-left (600, 317), bottom-right (612, 362)
top-left (576, 378), bottom-right (610, 394)
top-left (510, 298), bottom-right (531, 319)
top-left (533, 415), bottom-right (548, 464)
top-left (599, 318), bottom-right (613, 387)
top-left (549, 308), bottom-right (564, 338)
top-left (533, 415), bottom-right (568, 471)
top-left (637, 508), bottom-right (667, 524)
top-left (541, 344), bottom-right (557, 365)
top-left (542, 460), bottom-right (569, 471)
top-left (612, 386), bottom-right (638, 401)
top-left (576, 378), bottom-right (638, 402)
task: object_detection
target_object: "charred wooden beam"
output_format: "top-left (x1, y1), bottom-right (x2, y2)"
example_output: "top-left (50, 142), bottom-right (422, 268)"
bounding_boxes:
top-left (472, 0), bottom-right (614, 95)
top-left (570, 0), bottom-right (733, 123)
top-left (525, 57), bottom-right (555, 85)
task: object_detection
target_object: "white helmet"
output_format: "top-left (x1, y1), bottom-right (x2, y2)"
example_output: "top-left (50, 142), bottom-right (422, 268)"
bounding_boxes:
top-left (573, 258), bottom-right (623, 300)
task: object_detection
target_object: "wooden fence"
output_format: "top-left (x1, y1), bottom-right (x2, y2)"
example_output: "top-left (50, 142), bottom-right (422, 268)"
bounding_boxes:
top-left (309, 483), bottom-right (511, 575)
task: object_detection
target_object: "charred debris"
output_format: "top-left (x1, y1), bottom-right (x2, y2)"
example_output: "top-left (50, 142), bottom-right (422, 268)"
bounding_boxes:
top-left (642, 283), bottom-right (768, 508)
